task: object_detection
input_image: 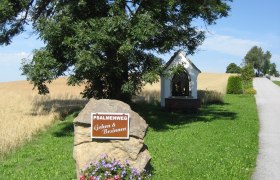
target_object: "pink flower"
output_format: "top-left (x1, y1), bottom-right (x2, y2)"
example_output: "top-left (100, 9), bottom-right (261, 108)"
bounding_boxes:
top-left (114, 175), bottom-right (121, 180)
top-left (79, 176), bottom-right (85, 180)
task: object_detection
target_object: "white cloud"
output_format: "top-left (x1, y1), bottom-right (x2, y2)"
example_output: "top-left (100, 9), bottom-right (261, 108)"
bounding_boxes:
top-left (200, 33), bottom-right (261, 57)
top-left (0, 51), bottom-right (32, 64)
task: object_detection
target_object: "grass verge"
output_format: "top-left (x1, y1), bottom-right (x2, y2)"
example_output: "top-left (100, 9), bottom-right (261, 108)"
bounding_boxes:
top-left (0, 95), bottom-right (258, 179)
top-left (273, 81), bottom-right (280, 86)
top-left (132, 94), bottom-right (259, 179)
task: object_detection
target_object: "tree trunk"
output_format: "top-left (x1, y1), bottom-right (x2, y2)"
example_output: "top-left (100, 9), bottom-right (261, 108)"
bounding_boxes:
top-left (109, 56), bottom-right (131, 102)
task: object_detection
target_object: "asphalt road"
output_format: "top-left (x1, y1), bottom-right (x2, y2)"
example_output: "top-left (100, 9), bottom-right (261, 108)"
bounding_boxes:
top-left (253, 78), bottom-right (280, 180)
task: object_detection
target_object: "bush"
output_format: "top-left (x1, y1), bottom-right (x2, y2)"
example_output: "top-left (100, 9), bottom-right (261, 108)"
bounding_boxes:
top-left (241, 64), bottom-right (254, 82)
top-left (227, 76), bottom-right (243, 94)
top-left (198, 90), bottom-right (224, 104)
top-left (80, 154), bottom-right (151, 180)
top-left (244, 88), bottom-right (257, 94)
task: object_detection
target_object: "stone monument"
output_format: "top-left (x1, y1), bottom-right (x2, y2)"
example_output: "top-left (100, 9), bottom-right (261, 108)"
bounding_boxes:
top-left (73, 99), bottom-right (151, 177)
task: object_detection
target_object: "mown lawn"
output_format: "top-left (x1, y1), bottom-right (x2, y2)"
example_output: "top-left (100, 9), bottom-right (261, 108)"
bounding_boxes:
top-left (0, 94), bottom-right (259, 179)
top-left (273, 81), bottom-right (280, 86)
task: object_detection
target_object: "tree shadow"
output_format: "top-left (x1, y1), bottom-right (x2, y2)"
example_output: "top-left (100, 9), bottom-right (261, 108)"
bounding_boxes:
top-left (30, 98), bottom-right (88, 119)
top-left (130, 102), bottom-right (237, 131)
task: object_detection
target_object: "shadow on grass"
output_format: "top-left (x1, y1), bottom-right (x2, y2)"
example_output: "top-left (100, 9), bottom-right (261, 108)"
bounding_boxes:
top-left (130, 102), bottom-right (237, 131)
top-left (52, 122), bottom-right (74, 137)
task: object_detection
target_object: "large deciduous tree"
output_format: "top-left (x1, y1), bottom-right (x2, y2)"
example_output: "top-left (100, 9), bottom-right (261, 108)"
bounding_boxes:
top-left (270, 63), bottom-right (279, 77)
top-left (0, 0), bottom-right (232, 101)
top-left (262, 51), bottom-right (271, 75)
top-left (244, 46), bottom-right (272, 76)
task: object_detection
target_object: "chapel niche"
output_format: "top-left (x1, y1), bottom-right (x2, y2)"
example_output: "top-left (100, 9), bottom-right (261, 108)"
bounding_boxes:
top-left (171, 72), bottom-right (191, 97)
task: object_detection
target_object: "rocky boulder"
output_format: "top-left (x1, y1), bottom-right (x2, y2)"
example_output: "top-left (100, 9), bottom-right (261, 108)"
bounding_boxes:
top-left (73, 99), bottom-right (151, 177)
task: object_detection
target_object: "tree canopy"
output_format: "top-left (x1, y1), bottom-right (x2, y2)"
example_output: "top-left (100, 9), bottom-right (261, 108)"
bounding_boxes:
top-left (270, 63), bottom-right (279, 77)
top-left (0, 0), bottom-right (232, 100)
top-left (226, 62), bottom-right (241, 73)
top-left (244, 46), bottom-right (272, 76)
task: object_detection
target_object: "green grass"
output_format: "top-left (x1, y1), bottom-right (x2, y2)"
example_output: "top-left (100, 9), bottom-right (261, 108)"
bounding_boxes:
top-left (0, 95), bottom-right (259, 179)
top-left (132, 94), bottom-right (259, 179)
top-left (0, 115), bottom-right (77, 179)
top-left (273, 81), bottom-right (280, 86)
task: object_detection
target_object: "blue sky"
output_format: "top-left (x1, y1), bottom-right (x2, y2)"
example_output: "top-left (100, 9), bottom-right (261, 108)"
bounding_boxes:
top-left (0, 0), bottom-right (280, 82)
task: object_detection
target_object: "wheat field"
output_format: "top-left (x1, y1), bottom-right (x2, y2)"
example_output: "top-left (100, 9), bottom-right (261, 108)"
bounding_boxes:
top-left (0, 78), bottom-right (86, 156)
top-left (0, 73), bottom-right (230, 156)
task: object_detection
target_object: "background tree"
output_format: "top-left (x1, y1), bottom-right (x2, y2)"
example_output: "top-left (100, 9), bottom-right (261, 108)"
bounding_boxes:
top-left (270, 63), bottom-right (279, 77)
top-left (244, 46), bottom-right (272, 76)
top-left (226, 63), bottom-right (241, 73)
top-left (244, 46), bottom-right (263, 76)
top-left (262, 51), bottom-right (271, 75)
top-left (0, 0), bottom-right (232, 101)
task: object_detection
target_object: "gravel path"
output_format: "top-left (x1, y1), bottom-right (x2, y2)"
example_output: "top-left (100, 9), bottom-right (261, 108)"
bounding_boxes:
top-left (253, 78), bottom-right (280, 180)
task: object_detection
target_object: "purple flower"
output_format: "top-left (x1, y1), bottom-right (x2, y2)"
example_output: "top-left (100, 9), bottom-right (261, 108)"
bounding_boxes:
top-left (121, 170), bottom-right (126, 176)
top-left (101, 160), bottom-right (106, 166)
top-left (100, 154), bottom-right (108, 159)
top-left (132, 168), bottom-right (139, 176)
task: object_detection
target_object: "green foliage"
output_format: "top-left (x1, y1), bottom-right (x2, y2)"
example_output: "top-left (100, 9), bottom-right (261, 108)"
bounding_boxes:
top-left (262, 51), bottom-right (271, 75)
top-left (226, 63), bottom-right (241, 73)
top-left (244, 46), bottom-right (272, 76)
top-left (244, 88), bottom-right (257, 95)
top-left (270, 63), bottom-right (279, 76)
top-left (0, 0), bottom-right (232, 100)
top-left (198, 90), bottom-right (224, 104)
top-left (164, 63), bottom-right (187, 78)
top-left (241, 64), bottom-right (254, 82)
top-left (244, 46), bottom-right (264, 76)
top-left (227, 76), bottom-right (243, 94)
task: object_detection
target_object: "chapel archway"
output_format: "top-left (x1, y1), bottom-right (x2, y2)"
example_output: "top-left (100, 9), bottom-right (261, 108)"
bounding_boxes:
top-left (171, 71), bottom-right (191, 97)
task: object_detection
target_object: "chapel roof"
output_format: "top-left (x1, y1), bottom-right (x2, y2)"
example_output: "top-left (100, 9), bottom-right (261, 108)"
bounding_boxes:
top-left (164, 50), bottom-right (201, 73)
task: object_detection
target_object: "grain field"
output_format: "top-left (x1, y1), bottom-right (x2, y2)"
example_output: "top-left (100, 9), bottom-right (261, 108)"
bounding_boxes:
top-left (0, 78), bottom-right (86, 156)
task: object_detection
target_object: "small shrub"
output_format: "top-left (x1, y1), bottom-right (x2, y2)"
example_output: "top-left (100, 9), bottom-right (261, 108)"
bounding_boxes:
top-left (80, 154), bottom-right (151, 180)
top-left (241, 64), bottom-right (254, 82)
top-left (244, 88), bottom-right (257, 94)
top-left (198, 90), bottom-right (224, 104)
top-left (227, 76), bottom-right (243, 94)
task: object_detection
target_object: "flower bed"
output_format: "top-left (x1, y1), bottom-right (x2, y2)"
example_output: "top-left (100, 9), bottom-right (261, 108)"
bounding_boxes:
top-left (80, 154), bottom-right (151, 180)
